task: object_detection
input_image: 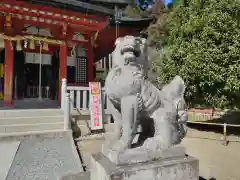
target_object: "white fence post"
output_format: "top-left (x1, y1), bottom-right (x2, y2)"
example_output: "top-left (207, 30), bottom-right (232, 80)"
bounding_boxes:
top-left (64, 92), bottom-right (71, 130)
top-left (61, 78), bottom-right (67, 110)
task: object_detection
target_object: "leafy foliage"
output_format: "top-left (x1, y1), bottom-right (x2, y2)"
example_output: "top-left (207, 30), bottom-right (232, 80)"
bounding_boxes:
top-left (124, 4), bottom-right (143, 18)
top-left (147, 1), bottom-right (169, 47)
top-left (149, 0), bottom-right (240, 109)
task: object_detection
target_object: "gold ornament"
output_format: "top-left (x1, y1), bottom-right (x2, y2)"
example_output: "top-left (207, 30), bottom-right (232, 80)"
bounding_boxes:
top-left (43, 41), bottom-right (49, 51)
top-left (29, 39), bottom-right (35, 49)
top-left (16, 40), bottom-right (22, 51)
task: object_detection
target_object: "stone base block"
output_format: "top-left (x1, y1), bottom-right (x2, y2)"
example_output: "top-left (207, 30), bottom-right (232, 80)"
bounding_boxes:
top-left (102, 145), bottom-right (186, 165)
top-left (90, 153), bottom-right (199, 180)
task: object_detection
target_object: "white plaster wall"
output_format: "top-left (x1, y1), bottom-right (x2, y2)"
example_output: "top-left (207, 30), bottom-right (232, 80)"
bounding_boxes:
top-left (25, 52), bottom-right (79, 67)
top-left (76, 47), bottom-right (86, 57)
top-left (67, 56), bottom-right (75, 66)
top-left (25, 52), bottom-right (51, 65)
top-left (68, 46), bottom-right (87, 66)
top-left (73, 33), bottom-right (86, 41)
top-left (25, 26), bottom-right (52, 37)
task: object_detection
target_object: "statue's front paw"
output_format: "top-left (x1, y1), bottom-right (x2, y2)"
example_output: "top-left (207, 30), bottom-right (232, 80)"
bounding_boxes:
top-left (143, 137), bottom-right (169, 151)
top-left (110, 140), bottom-right (128, 152)
top-left (143, 138), bottom-right (160, 151)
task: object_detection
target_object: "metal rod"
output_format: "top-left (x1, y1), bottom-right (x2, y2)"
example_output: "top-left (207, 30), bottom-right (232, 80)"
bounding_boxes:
top-left (38, 40), bottom-right (42, 100)
top-left (223, 123), bottom-right (227, 146)
top-left (14, 75), bottom-right (17, 99)
top-left (187, 121), bottom-right (240, 127)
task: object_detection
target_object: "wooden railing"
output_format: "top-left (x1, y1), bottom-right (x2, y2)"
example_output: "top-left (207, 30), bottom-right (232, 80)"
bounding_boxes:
top-left (25, 85), bottom-right (52, 99)
top-left (61, 78), bottom-right (109, 130)
top-left (95, 53), bottom-right (113, 73)
top-left (61, 79), bottom-right (108, 112)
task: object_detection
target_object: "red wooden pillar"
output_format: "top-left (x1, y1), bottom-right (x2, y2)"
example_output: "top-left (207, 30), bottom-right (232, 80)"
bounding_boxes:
top-left (86, 42), bottom-right (94, 82)
top-left (4, 40), bottom-right (14, 105)
top-left (59, 43), bottom-right (67, 101)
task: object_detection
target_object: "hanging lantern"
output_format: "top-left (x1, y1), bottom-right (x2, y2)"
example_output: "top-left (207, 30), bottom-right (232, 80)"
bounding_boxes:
top-left (29, 39), bottom-right (35, 49)
top-left (71, 45), bottom-right (76, 57)
top-left (16, 40), bottom-right (22, 51)
top-left (43, 41), bottom-right (49, 51)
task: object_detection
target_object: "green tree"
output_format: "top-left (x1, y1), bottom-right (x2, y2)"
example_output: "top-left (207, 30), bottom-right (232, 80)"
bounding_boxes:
top-left (149, 0), bottom-right (240, 109)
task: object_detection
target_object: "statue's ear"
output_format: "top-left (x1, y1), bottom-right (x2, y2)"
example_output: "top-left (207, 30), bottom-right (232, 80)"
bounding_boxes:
top-left (115, 37), bottom-right (122, 46)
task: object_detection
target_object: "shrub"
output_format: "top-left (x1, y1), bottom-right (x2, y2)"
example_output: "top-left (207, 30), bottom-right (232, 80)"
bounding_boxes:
top-left (149, 0), bottom-right (240, 109)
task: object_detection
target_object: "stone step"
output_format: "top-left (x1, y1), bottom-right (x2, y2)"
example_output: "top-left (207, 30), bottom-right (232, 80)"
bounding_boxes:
top-left (0, 116), bottom-right (64, 125)
top-left (0, 109), bottom-right (63, 118)
top-left (0, 129), bottom-right (71, 141)
top-left (0, 122), bottom-right (64, 134)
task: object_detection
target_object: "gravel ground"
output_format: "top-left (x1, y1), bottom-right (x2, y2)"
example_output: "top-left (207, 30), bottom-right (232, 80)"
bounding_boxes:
top-left (182, 129), bottom-right (240, 180)
top-left (7, 136), bottom-right (83, 180)
top-left (77, 128), bottom-right (240, 180)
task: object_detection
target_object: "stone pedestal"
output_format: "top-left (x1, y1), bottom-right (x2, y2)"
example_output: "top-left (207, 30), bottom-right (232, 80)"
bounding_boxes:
top-left (102, 145), bottom-right (187, 165)
top-left (90, 153), bottom-right (199, 180)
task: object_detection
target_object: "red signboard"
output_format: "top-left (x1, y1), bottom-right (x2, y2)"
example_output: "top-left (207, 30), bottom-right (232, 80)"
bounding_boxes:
top-left (89, 82), bottom-right (103, 130)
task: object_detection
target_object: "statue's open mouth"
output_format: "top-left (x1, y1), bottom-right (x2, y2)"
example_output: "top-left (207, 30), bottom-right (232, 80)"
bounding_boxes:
top-left (121, 45), bottom-right (140, 57)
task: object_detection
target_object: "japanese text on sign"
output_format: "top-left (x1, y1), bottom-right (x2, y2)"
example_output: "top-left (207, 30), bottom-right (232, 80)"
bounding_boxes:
top-left (89, 82), bottom-right (103, 130)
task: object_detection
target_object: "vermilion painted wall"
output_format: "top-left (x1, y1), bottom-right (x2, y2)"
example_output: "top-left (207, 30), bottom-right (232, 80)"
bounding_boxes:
top-left (94, 26), bottom-right (141, 61)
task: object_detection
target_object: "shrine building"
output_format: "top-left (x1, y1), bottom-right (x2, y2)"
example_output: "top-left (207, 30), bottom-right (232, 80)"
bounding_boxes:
top-left (0, 0), bottom-right (151, 106)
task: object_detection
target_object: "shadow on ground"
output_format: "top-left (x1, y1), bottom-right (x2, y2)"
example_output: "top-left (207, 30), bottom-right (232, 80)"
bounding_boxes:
top-left (188, 110), bottom-right (240, 136)
top-left (199, 177), bottom-right (216, 180)
top-left (72, 121), bottom-right (82, 139)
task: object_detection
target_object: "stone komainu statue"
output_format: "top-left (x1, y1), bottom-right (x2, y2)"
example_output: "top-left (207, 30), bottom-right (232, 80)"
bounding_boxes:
top-left (104, 35), bottom-right (188, 163)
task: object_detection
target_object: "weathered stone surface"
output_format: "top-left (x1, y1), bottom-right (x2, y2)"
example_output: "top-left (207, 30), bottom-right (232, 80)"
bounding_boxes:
top-left (102, 144), bottom-right (186, 165)
top-left (104, 35), bottom-right (188, 163)
top-left (59, 172), bottom-right (90, 180)
top-left (0, 141), bottom-right (20, 180)
top-left (90, 153), bottom-right (199, 180)
top-left (6, 135), bottom-right (83, 180)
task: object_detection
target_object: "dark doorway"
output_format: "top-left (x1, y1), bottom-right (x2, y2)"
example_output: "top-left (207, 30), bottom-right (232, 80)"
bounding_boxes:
top-left (50, 50), bottom-right (59, 100)
top-left (14, 51), bottom-right (25, 99)
top-left (13, 51), bottom-right (59, 100)
top-left (0, 50), bottom-right (4, 100)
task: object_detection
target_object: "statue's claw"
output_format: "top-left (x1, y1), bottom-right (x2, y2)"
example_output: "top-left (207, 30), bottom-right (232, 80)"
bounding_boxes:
top-left (110, 139), bottom-right (129, 152)
top-left (143, 136), bottom-right (169, 152)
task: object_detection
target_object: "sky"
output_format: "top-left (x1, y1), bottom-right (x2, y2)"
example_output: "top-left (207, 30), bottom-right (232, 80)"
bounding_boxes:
top-left (135, 0), bottom-right (174, 10)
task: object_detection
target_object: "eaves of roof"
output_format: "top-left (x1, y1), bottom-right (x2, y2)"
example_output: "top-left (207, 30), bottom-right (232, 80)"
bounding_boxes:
top-left (31, 0), bottom-right (114, 15)
top-left (29, 0), bottom-right (153, 26)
